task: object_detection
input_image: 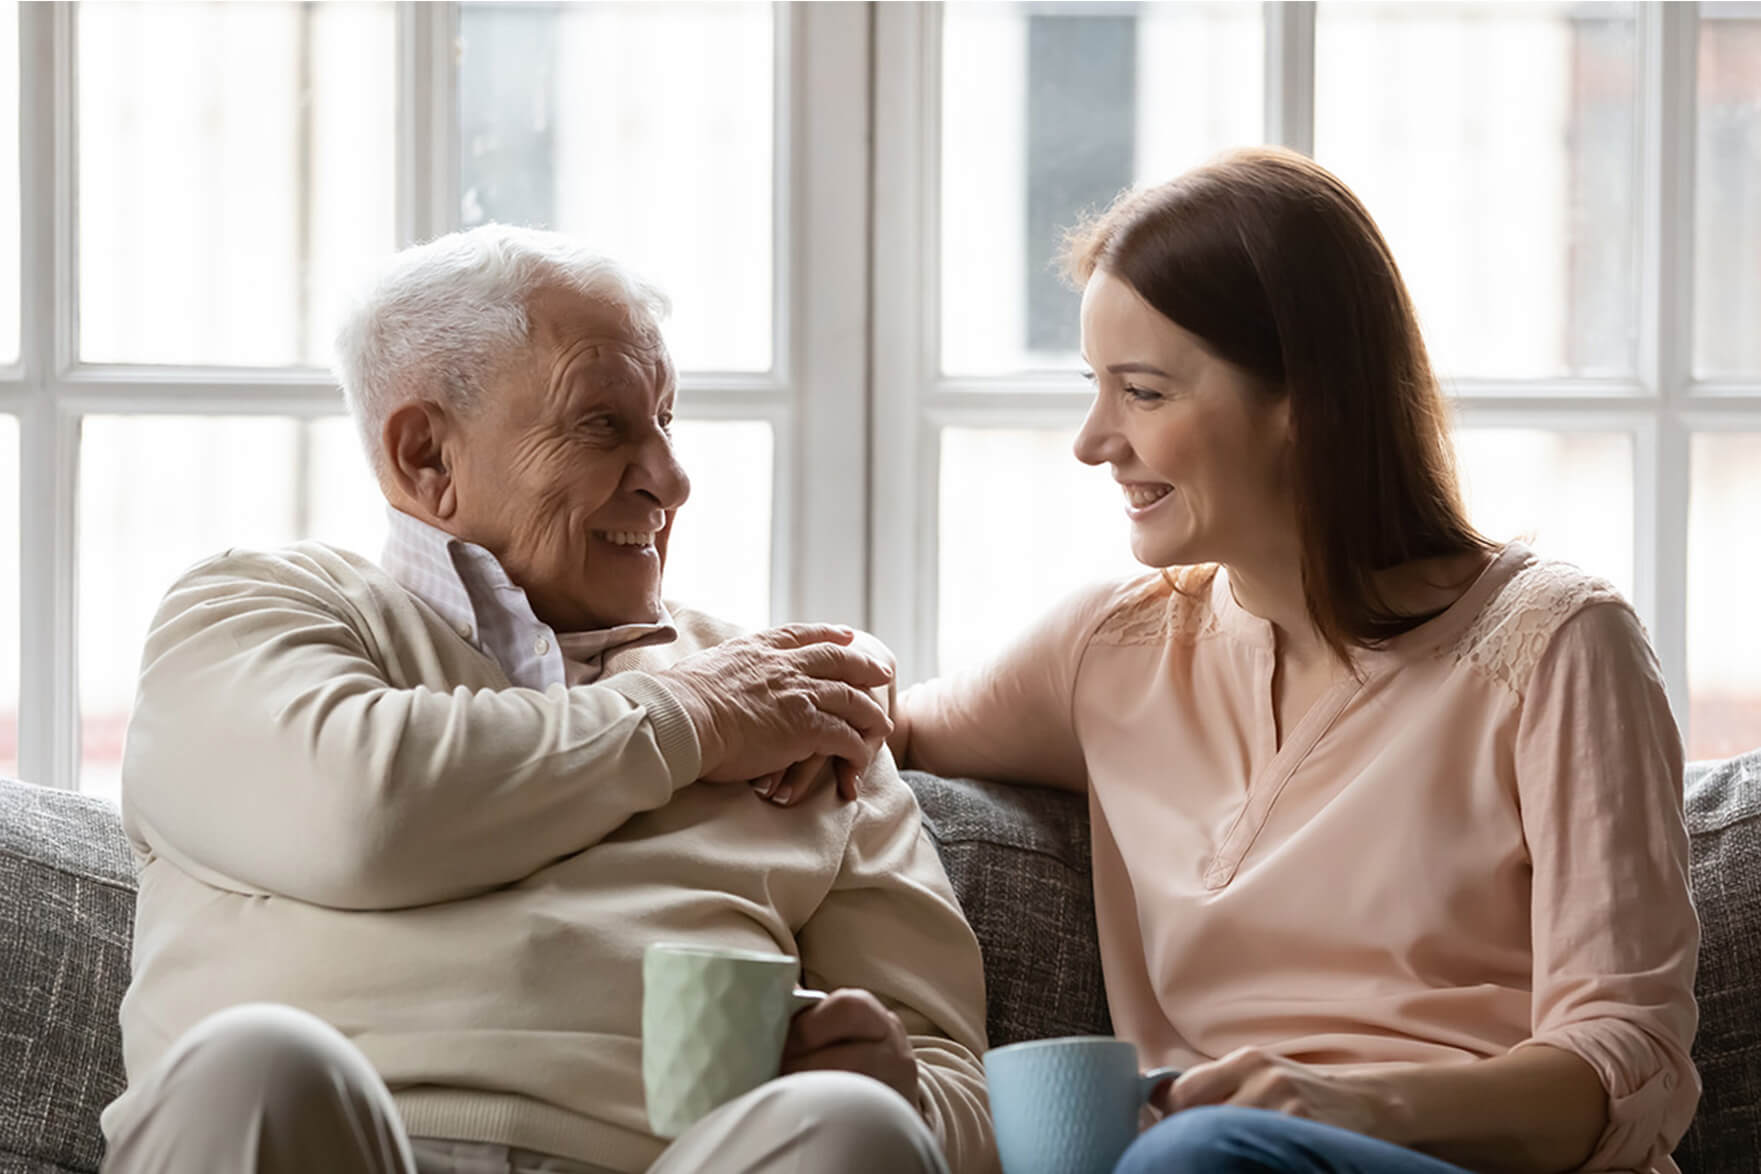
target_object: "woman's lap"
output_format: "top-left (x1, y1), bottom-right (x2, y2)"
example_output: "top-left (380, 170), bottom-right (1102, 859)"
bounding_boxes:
top-left (1115, 1106), bottom-right (1474, 1174)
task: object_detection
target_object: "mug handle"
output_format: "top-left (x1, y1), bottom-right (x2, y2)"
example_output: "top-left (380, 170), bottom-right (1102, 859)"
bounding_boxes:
top-left (1138, 1066), bottom-right (1182, 1104)
top-left (791, 989), bottom-right (829, 1013)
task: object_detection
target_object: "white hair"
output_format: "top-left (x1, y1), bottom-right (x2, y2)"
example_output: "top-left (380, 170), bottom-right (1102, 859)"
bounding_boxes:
top-left (332, 223), bottom-right (670, 476)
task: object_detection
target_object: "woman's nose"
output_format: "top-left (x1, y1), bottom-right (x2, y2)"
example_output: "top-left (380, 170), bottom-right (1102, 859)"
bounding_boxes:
top-left (1072, 402), bottom-right (1120, 467)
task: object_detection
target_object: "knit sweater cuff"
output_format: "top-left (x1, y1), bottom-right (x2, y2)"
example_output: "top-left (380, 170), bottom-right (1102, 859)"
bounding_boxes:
top-left (603, 670), bottom-right (703, 788)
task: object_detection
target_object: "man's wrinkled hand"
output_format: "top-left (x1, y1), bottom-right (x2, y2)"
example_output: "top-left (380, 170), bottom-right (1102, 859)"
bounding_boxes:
top-left (745, 630), bottom-right (901, 806)
top-left (780, 988), bottom-right (918, 1106)
top-left (655, 624), bottom-right (893, 795)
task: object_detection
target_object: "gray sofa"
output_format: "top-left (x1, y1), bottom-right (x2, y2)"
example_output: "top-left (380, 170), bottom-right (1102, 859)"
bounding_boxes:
top-left (3, 753), bottom-right (1759, 1173)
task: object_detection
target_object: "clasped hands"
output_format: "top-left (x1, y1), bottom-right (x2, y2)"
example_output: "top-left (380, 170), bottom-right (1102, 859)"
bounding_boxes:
top-left (1153, 1047), bottom-right (1396, 1139)
top-left (655, 624), bottom-right (898, 807)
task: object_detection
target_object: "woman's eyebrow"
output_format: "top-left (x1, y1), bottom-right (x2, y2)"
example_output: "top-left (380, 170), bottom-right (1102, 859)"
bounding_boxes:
top-left (1106, 361), bottom-right (1171, 377)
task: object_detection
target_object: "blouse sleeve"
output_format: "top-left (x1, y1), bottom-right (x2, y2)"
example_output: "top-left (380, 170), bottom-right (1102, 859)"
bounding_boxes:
top-left (896, 579), bottom-right (1129, 791)
top-left (1512, 602), bottom-right (1700, 1171)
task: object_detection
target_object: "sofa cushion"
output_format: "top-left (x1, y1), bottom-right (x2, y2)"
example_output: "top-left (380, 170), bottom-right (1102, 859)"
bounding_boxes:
top-left (0, 778), bottom-right (136, 1174)
top-left (1674, 750), bottom-right (1761, 1172)
top-left (903, 771), bottom-right (1111, 1048)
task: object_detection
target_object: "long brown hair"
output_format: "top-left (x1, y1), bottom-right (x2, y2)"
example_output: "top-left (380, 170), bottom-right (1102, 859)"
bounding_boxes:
top-left (1063, 146), bottom-right (1491, 663)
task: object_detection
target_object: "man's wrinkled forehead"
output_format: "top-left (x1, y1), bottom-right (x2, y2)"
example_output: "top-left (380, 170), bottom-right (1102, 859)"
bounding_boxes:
top-left (526, 283), bottom-right (669, 366)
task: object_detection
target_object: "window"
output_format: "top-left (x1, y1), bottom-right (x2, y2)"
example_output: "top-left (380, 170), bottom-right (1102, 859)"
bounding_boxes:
top-left (1695, 8), bottom-right (1761, 377)
top-left (454, 0), bottom-right (780, 633)
top-left (876, 2), bottom-right (1268, 676)
top-left (1315, 2), bottom-right (1639, 379)
top-left (10, 2), bottom-right (872, 796)
top-left (874, 1), bottom-right (1761, 765)
top-left (1688, 433), bottom-right (1761, 760)
top-left (78, 2), bottom-right (396, 366)
top-left (9, 3), bottom-right (1758, 794)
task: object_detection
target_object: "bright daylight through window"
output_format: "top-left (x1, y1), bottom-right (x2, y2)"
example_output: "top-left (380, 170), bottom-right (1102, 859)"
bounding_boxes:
top-left (0, 1), bottom-right (1755, 797)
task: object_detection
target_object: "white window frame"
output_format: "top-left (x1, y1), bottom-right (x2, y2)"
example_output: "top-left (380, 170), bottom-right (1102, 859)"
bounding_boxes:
top-left (869, 0), bottom-right (1761, 751)
top-left (6, 0), bottom-right (873, 792)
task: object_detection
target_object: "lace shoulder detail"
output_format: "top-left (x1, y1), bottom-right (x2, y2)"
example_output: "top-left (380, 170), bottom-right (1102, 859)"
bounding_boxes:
top-left (1091, 565), bottom-right (1221, 647)
top-left (1445, 557), bottom-right (1629, 698)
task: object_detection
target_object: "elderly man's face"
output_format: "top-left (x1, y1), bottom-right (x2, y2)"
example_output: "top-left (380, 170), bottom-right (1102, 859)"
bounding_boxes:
top-left (449, 286), bottom-right (689, 631)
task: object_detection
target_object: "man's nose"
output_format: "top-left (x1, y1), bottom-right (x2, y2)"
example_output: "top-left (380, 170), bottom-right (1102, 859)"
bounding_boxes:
top-left (628, 434), bottom-right (691, 510)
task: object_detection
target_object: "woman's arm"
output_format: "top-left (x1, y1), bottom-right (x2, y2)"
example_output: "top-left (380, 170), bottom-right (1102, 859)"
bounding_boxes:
top-left (1170, 1045), bottom-right (1606, 1174)
top-left (894, 580), bottom-right (1131, 791)
top-left (1504, 601), bottom-right (1700, 1171)
top-left (1358, 1045), bottom-right (1607, 1173)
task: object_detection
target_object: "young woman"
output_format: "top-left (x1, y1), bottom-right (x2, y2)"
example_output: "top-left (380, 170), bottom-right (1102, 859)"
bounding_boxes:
top-left (892, 148), bottom-right (1698, 1174)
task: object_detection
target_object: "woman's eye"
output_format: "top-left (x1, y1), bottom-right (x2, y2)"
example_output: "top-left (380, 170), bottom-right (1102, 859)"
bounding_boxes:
top-left (1123, 385), bottom-right (1163, 403)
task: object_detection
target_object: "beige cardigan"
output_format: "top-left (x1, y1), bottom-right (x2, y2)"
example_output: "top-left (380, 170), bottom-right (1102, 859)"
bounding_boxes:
top-left (104, 542), bottom-right (995, 1174)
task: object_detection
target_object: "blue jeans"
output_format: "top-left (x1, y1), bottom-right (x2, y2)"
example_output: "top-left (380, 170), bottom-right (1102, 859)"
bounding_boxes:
top-left (1115, 1107), bottom-right (1475, 1174)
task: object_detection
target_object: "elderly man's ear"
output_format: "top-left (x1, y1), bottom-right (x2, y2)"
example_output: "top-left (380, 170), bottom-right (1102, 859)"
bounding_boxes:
top-left (382, 400), bottom-right (461, 523)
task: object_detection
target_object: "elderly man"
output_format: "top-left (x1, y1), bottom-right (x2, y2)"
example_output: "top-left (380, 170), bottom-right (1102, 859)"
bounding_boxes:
top-left (99, 226), bottom-right (995, 1174)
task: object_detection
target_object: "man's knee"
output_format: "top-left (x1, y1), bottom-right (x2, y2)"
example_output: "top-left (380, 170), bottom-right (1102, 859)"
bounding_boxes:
top-left (164, 1003), bottom-right (378, 1114)
top-left (1115, 1106), bottom-right (1286, 1174)
top-left (762, 1072), bottom-right (947, 1174)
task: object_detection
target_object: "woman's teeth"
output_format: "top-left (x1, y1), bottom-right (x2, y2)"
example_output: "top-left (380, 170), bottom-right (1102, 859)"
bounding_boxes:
top-left (599, 530), bottom-right (657, 547)
top-left (1124, 484), bottom-right (1173, 508)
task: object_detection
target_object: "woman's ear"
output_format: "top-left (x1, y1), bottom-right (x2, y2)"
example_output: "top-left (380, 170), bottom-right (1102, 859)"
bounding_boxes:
top-left (382, 400), bottom-right (458, 521)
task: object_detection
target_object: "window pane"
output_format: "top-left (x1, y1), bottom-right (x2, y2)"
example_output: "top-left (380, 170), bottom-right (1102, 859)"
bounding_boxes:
top-left (1689, 434), bottom-right (1761, 760)
top-left (0, 2), bottom-right (18, 365)
top-left (457, 2), bottom-right (773, 372)
top-left (0, 416), bottom-right (16, 779)
top-left (1695, 12), bottom-right (1761, 377)
top-left (664, 419), bottom-right (772, 632)
top-left (1452, 429), bottom-right (1634, 599)
top-left (78, 2), bottom-right (396, 366)
top-left (78, 416), bottom-right (383, 803)
top-left (940, 2), bottom-right (1264, 376)
top-left (1315, 3), bottom-right (1639, 379)
top-left (938, 428), bottom-right (1143, 675)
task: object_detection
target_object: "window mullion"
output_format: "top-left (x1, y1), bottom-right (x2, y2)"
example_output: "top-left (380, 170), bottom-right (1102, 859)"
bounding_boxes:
top-left (779, 2), bottom-right (870, 627)
top-left (1264, 1), bottom-right (1316, 155)
top-left (1639, 0), bottom-right (1698, 724)
top-left (16, 3), bottom-right (78, 789)
top-left (397, 0), bottom-right (458, 247)
top-left (870, 1), bottom-right (937, 682)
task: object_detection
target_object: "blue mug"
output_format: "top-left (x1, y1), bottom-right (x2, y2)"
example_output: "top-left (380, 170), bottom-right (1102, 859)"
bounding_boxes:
top-left (983, 1036), bottom-right (1180, 1174)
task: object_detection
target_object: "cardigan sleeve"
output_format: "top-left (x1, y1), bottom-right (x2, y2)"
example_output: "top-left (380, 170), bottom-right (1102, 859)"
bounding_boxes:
top-left (121, 548), bottom-right (701, 910)
top-left (1510, 602), bottom-right (1700, 1171)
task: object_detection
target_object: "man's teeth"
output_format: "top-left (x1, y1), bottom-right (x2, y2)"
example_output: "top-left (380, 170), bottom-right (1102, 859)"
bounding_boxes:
top-left (599, 530), bottom-right (657, 547)
top-left (1125, 485), bottom-right (1172, 508)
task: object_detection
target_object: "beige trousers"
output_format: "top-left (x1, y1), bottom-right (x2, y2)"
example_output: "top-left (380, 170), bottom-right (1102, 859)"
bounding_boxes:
top-left (102, 1004), bottom-right (951, 1174)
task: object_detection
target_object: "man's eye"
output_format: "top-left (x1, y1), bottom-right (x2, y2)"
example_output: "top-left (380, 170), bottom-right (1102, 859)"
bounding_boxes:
top-left (657, 411), bottom-right (675, 432)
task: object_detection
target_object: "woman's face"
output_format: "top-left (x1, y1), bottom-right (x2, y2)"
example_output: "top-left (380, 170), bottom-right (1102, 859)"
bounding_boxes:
top-left (1074, 268), bottom-right (1295, 570)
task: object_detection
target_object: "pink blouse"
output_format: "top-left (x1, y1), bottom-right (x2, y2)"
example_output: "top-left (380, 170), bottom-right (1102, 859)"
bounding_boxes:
top-left (901, 544), bottom-right (1699, 1173)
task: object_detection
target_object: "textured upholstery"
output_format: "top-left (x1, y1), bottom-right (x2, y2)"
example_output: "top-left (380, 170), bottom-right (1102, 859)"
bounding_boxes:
top-left (0, 779), bottom-right (134, 1174)
top-left (904, 772), bottom-right (1112, 1047)
top-left (1674, 749), bottom-right (1761, 1172)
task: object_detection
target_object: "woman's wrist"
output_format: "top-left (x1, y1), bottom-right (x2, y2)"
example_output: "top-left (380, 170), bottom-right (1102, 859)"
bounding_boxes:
top-left (1337, 1069), bottom-right (1416, 1147)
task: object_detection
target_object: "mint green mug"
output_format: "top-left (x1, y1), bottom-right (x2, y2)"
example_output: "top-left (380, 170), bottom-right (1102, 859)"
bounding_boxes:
top-left (984, 1036), bottom-right (1181, 1174)
top-left (641, 943), bottom-right (826, 1139)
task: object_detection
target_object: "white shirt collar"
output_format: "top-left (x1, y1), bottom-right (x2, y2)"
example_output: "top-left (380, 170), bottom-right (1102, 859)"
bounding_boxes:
top-left (379, 506), bottom-right (676, 689)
